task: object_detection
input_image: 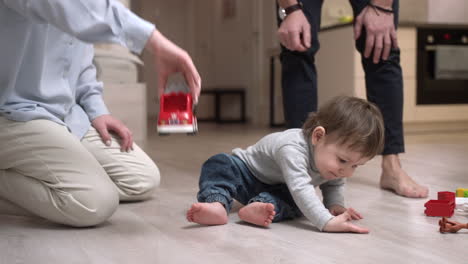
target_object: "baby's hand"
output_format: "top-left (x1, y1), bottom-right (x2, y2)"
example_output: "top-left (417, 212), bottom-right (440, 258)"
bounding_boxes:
top-left (323, 210), bottom-right (369, 234)
top-left (328, 205), bottom-right (346, 216)
top-left (329, 206), bottom-right (363, 220)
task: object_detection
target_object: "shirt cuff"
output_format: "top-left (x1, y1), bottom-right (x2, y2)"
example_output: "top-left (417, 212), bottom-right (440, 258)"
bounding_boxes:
top-left (122, 8), bottom-right (155, 54)
top-left (316, 213), bottom-right (334, 232)
top-left (82, 94), bottom-right (110, 121)
top-left (324, 198), bottom-right (345, 209)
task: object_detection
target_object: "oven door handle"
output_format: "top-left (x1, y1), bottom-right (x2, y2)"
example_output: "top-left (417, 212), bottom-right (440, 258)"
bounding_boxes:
top-left (425, 45), bottom-right (437, 51)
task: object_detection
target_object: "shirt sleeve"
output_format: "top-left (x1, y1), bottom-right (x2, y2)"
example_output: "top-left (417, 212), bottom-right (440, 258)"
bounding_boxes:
top-left (2, 0), bottom-right (154, 54)
top-left (275, 145), bottom-right (334, 231)
top-left (319, 178), bottom-right (345, 209)
top-left (349, 0), bottom-right (371, 15)
top-left (76, 45), bottom-right (109, 121)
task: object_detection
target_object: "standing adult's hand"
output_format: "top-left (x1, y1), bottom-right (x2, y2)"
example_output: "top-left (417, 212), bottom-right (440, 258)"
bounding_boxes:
top-left (145, 30), bottom-right (201, 103)
top-left (277, 10), bottom-right (311, 52)
top-left (353, 4), bottom-right (398, 64)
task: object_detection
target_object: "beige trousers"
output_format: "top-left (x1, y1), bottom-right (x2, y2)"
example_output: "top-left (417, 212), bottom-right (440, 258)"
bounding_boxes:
top-left (0, 117), bottom-right (160, 227)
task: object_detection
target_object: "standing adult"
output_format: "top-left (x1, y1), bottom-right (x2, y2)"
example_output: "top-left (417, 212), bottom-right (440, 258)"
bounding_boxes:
top-left (0, 0), bottom-right (201, 226)
top-left (276, 0), bottom-right (428, 198)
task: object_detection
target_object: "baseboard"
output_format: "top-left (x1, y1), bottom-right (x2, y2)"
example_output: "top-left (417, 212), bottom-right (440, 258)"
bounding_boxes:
top-left (404, 120), bottom-right (468, 134)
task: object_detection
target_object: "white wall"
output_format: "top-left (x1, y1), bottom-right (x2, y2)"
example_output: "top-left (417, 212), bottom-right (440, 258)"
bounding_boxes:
top-left (428, 0), bottom-right (468, 24)
top-left (399, 0), bottom-right (428, 24)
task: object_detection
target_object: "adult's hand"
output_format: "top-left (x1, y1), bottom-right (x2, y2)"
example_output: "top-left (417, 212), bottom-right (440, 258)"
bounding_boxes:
top-left (323, 210), bottom-right (369, 233)
top-left (145, 30), bottom-right (201, 103)
top-left (92, 114), bottom-right (133, 152)
top-left (353, 3), bottom-right (398, 64)
top-left (277, 10), bottom-right (311, 52)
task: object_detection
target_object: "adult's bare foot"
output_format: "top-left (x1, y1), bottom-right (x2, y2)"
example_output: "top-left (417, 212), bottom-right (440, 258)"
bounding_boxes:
top-left (380, 154), bottom-right (429, 198)
top-left (186, 202), bottom-right (228, 225)
top-left (238, 202), bottom-right (275, 227)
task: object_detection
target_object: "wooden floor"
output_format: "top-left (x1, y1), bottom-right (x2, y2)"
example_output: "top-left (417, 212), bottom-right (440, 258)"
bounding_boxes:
top-left (1, 123), bottom-right (467, 264)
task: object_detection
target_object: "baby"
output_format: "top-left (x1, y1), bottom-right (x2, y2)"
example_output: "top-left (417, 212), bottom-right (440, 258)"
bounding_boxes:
top-left (186, 96), bottom-right (384, 233)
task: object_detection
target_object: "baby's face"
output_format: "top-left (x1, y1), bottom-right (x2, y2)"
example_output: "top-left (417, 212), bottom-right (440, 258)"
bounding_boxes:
top-left (313, 140), bottom-right (370, 180)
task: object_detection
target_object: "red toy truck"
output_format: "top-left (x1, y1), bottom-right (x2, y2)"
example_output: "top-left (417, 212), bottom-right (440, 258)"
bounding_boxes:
top-left (157, 92), bottom-right (197, 135)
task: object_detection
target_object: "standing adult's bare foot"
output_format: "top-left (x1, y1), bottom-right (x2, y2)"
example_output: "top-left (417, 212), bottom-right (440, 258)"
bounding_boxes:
top-left (380, 154), bottom-right (429, 198)
top-left (238, 202), bottom-right (275, 227)
top-left (186, 202), bottom-right (228, 225)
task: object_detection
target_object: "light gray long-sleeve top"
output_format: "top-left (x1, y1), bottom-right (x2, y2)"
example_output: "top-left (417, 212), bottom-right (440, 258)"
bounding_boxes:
top-left (232, 129), bottom-right (345, 231)
top-left (0, 0), bottom-right (154, 138)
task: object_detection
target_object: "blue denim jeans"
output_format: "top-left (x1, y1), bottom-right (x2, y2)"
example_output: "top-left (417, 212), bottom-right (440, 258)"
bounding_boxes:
top-left (197, 153), bottom-right (302, 222)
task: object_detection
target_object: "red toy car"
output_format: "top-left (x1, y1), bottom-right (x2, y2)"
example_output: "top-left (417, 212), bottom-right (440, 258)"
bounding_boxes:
top-left (157, 92), bottom-right (198, 135)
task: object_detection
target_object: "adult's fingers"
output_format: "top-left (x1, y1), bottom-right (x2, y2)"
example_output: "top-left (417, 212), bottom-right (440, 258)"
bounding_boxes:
top-left (382, 33), bottom-right (391, 61)
top-left (353, 16), bottom-right (363, 40)
top-left (277, 30), bottom-right (290, 50)
top-left (94, 122), bottom-right (112, 146)
top-left (282, 38), bottom-right (291, 50)
top-left (302, 24), bottom-right (311, 48)
top-left (288, 30), bottom-right (307, 51)
top-left (126, 130), bottom-right (134, 151)
top-left (182, 56), bottom-right (202, 103)
top-left (108, 122), bottom-right (132, 152)
top-left (117, 129), bottom-right (130, 152)
top-left (364, 33), bottom-right (375, 59)
top-left (157, 71), bottom-right (168, 99)
top-left (123, 129), bottom-right (133, 152)
top-left (391, 28), bottom-right (399, 49)
top-left (373, 34), bottom-right (383, 64)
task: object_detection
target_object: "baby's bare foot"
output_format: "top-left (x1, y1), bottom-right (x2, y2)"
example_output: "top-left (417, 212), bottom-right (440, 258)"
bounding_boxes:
top-left (380, 155), bottom-right (429, 198)
top-left (238, 202), bottom-right (275, 227)
top-left (186, 202), bottom-right (228, 225)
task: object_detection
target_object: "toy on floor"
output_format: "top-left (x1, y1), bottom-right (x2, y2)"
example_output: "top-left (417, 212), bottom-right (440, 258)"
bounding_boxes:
top-left (439, 217), bottom-right (468, 233)
top-left (456, 188), bottom-right (468, 197)
top-left (424, 191), bottom-right (455, 217)
top-left (157, 92), bottom-right (198, 135)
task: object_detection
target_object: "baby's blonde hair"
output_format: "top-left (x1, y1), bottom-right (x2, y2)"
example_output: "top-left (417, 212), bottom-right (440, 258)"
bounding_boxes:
top-left (302, 96), bottom-right (385, 158)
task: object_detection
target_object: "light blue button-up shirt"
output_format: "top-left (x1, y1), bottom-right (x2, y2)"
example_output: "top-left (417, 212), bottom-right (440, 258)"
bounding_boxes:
top-left (0, 0), bottom-right (155, 138)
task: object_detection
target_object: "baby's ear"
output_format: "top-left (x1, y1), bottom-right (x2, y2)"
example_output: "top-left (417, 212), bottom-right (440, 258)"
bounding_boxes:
top-left (311, 126), bottom-right (326, 145)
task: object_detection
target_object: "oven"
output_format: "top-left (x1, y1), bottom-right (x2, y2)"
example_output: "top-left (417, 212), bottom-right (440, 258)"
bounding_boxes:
top-left (417, 26), bottom-right (468, 105)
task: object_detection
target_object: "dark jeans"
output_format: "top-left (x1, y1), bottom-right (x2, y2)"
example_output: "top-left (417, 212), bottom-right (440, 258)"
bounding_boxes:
top-left (279, 0), bottom-right (404, 155)
top-left (197, 153), bottom-right (302, 222)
